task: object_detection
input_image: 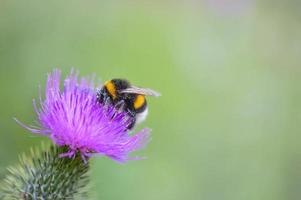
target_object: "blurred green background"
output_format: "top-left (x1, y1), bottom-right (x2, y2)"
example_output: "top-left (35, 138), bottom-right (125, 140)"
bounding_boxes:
top-left (1, 1), bottom-right (301, 199)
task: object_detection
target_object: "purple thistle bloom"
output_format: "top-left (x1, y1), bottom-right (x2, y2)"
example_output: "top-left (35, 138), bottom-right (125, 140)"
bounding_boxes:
top-left (16, 69), bottom-right (151, 162)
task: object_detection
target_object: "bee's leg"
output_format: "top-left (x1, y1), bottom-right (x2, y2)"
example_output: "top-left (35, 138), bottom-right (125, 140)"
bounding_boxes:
top-left (114, 100), bottom-right (125, 112)
top-left (97, 90), bottom-right (114, 109)
top-left (127, 118), bottom-right (136, 130)
top-left (110, 100), bottom-right (126, 121)
top-left (126, 109), bottom-right (136, 130)
top-left (96, 89), bottom-right (108, 104)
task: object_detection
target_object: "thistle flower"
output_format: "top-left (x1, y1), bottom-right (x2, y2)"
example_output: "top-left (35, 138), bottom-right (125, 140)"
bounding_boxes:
top-left (17, 69), bottom-right (150, 162)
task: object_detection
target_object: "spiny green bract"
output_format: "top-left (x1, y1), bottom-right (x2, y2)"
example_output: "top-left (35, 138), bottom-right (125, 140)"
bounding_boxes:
top-left (0, 144), bottom-right (90, 200)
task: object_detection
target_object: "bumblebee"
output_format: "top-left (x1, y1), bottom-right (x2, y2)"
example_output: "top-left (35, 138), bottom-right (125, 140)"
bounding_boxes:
top-left (97, 79), bottom-right (160, 130)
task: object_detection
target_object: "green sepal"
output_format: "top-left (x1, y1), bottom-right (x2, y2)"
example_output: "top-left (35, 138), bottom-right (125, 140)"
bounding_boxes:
top-left (0, 144), bottom-right (90, 200)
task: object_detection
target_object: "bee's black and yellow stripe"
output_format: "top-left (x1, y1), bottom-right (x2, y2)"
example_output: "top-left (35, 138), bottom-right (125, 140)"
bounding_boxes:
top-left (103, 79), bottom-right (147, 113)
top-left (133, 94), bottom-right (147, 113)
top-left (98, 75), bottom-right (159, 129)
top-left (97, 79), bottom-right (148, 129)
top-left (104, 80), bottom-right (117, 99)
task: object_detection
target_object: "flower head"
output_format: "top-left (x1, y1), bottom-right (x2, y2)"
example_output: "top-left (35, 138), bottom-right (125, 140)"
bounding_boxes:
top-left (17, 69), bottom-right (150, 162)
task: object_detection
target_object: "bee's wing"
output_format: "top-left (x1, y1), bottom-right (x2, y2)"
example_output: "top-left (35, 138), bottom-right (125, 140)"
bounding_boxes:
top-left (121, 86), bottom-right (161, 97)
